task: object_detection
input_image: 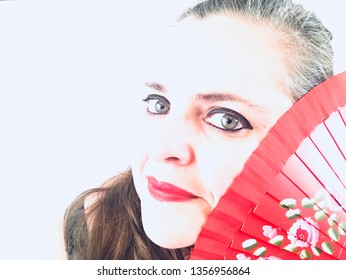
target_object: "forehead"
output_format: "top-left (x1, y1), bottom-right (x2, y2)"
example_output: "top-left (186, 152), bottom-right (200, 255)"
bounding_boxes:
top-left (142, 15), bottom-right (287, 94)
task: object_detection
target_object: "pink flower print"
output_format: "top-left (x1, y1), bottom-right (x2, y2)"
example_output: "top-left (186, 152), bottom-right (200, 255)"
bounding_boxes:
top-left (236, 254), bottom-right (251, 260)
top-left (258, 256), bottom-right (282, 260)
top-left (263, 225), bottom-right (278, 239)
top-left (287, 218), bottom-right (319, 248)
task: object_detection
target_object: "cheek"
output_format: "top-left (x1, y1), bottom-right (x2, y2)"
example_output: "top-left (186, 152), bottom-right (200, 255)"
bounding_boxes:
top-left (128, 121), bottom-right (152, 170)
top-left (198, 137), bottom-right (261, 205)
top-left (130, 151), bottom-right (147, 194)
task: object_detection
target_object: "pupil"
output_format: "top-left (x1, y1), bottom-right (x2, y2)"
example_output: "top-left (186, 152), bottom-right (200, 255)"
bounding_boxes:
top-left (156, 101), bottom-right (166, 112)
top-left (222, 115), bottom-right (238, 130)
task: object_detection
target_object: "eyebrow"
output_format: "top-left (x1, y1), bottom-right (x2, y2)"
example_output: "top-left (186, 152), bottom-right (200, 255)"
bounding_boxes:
top-left (144, 82), bottom-right (167, 92)
top-left (196, 92), bottom-right (249, 103)
top-left (197, 93), bottom-right (267, 111)
top-left (144, 82), bottom-right (265, 109)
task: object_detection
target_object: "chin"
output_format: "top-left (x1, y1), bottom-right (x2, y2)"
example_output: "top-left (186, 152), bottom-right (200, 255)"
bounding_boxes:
top-left (140, 202), bottom-right (208, 249)
top-left (143, 222), bottom-right (197, 249)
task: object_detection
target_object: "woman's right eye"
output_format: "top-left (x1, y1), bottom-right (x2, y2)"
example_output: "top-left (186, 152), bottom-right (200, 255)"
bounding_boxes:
top-left (142, 94), bottom-right (170, 115)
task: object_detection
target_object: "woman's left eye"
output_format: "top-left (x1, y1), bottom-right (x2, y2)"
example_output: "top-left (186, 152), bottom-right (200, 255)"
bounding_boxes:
top-left (204, 108), bottom-right (253, 132)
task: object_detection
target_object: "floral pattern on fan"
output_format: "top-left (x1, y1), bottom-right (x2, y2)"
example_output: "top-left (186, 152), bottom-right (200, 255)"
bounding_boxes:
top-left (236, 188), bottom-right (346, 260)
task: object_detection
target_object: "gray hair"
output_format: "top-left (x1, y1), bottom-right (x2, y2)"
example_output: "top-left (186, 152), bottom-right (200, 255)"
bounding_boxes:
top-left (179, 0), bottom-right (333, 101)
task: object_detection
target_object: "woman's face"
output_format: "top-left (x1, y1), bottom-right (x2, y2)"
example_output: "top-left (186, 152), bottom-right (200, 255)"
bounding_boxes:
top-left (130, 15), bottom-right (293, 249)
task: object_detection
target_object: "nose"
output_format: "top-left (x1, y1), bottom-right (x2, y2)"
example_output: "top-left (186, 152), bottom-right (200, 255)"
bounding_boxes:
top-left (147, 124), bottom-right (195, 167)
top-left (161, 141), bottom-right (194, 166)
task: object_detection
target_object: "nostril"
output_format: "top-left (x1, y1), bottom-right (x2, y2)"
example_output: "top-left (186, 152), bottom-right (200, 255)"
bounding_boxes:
top-left (148, 135), bottom-right (195, 166)
top-left (163, 146), bottom-right (194, 166)
top-left (164, 156), bottom-right (182, 164)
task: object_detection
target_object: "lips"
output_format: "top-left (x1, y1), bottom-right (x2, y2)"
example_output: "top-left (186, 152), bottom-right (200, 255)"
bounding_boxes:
top-left (146, 176), bottom-right (198, 202)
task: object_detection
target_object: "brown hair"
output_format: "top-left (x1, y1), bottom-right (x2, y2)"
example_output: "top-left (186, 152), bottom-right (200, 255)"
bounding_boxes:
top-left (64, 168), bottom-right (191, 259)
top-left (63, 0), bottom-right (333, 259)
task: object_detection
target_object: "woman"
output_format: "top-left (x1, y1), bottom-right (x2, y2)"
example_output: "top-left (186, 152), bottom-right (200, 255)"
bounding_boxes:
top-left (63, 0), bottom-right (333, 259)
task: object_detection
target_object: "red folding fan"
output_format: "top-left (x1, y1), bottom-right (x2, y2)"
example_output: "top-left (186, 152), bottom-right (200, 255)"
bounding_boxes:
top-left (190, 71), bottom-right (346, 260)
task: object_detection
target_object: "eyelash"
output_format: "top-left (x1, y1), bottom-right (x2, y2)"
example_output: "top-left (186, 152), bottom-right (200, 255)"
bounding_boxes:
top-left (142, 94), bottom-right (253, 133)
top-left (204, 107), bottom-right (253, 133)
top-left (142, 94), bottom-right (171, 115)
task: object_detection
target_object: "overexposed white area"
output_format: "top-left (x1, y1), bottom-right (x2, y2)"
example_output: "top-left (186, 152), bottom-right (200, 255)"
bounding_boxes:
top-left (0, 0), bottom-right (345, 259)
top-left (296, 0), bottom-right (346, 74)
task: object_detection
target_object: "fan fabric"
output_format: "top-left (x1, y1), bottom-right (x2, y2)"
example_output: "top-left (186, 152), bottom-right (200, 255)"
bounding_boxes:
top-left (191, 72), bottom-right (346, 260)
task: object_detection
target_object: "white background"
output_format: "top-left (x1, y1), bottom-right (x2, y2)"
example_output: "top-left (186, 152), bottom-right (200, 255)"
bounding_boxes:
top-left (0, 0), bottom-right (345, 259)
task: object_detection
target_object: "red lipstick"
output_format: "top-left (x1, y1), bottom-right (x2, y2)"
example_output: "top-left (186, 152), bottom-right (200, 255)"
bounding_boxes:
top-left (147, 176), bottom-right (198, 202)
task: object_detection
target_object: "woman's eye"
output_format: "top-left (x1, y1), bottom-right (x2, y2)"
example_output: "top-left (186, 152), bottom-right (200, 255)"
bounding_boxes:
top-left (205, 108), bottom-right (253, 132)
top-left (142, 94), bottom-right (170, 115)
